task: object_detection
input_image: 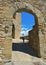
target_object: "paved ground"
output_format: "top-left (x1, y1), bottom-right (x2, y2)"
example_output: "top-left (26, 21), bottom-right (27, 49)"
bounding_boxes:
top-left (12, 42), bottom-right (39, 62)
top-left (4, 61), bottom-right (46, 65)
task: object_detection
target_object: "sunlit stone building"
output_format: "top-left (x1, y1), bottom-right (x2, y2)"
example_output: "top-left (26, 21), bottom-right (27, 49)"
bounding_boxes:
top-left (0, 0), bottom-right (46, 64)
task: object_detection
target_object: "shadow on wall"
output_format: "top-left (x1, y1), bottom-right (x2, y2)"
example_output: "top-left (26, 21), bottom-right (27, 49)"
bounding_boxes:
top-left (12, 42), bottom-right (39, 57)
top-left (12, 23), bottom-right (15, 38)
top-left (29, 15), bottom-right (41, 57)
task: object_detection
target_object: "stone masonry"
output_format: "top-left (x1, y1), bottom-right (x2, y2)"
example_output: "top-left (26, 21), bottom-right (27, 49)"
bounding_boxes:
top-left (0, 0), bottom-right (46, 63)
top-left (14, 13), bottom-right (21, 41)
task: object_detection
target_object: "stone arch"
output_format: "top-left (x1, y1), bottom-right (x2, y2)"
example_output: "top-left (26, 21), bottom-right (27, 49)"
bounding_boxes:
top-left (11, 2), bottom-right (45, 58)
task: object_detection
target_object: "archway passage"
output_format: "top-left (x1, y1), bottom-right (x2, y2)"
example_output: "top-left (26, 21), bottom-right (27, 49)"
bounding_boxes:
top-left (12, 6), bottom-right (45, 58)
top-left (20, 12), bottom-right (35, 37)
top-left (12, 8), bottom-right (41, 58)
top-left (12, 11), bottom-right (39, 57)
top-left (13, 8), bottom-right (38, 40)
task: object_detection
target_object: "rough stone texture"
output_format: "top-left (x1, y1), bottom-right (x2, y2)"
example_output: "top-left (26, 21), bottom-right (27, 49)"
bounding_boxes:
top-left (29, 25), bottom-right (45, 57)
top-left (3, 39), bottom-right (12, 59)
top-left (29, 25), bottom-right (40, 56)
top-left (0, 0), bottom-right (46, 63)
top-left (14, 13), bottom-right (21, 40)
top-left (0, 1), bottom-right (12, 63)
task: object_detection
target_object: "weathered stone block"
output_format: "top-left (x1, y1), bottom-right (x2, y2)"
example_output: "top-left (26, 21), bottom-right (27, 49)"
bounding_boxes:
top-left (3, 38), bottom-right (12, 59)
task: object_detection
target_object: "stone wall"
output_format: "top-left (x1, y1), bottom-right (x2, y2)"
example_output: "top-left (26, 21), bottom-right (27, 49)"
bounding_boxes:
top-left (0, 2), bottom-right (12, 62)
top-left (0, 0), bottom-right (46, 62)
top-left (29, 25), bottom-right (38, 49)
top-left (29, 25), bottom-right (41, 57)
top-left (14, 13), bottom-right (21, 40)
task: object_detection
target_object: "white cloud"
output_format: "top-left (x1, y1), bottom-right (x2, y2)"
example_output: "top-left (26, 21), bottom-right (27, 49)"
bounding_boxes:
top-left (20, 28), bottom-right (28, 37)
top-left (21, 27), bottom-right (28, 31)
top-left (20, 28), bottom-right (29, 37)
top-left (20, 31), bottom-right (28, 37)
top-left (20, 27), bottom-right (33, 37)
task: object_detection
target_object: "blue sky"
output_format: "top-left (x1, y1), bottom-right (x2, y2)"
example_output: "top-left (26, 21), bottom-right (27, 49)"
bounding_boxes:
top-left (20, 12), bottom-right (35, 37)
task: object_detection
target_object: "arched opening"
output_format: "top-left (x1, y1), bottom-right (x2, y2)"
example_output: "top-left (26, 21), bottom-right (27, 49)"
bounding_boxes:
top-left (12, 8), bottom-right (40, 58)
top-left (13, 8), bottom-right (39, 40)
top-left (20, 12), bottom-right (35, 42)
